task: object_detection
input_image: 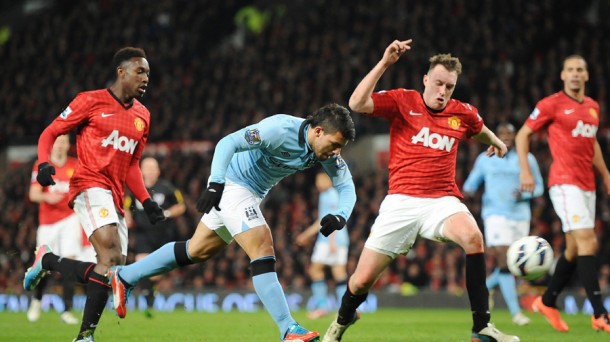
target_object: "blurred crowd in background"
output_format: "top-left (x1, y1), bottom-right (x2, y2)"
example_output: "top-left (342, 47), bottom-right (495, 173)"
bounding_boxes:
top-left (1, 0), bottom-right (609, 297)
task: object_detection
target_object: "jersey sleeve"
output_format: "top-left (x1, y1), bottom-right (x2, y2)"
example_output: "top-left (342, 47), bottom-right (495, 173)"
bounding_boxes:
top-left (524, 99), bottom-right (554, 132)
top-left (38, 94), bottom-right (92, 162)
top-left (131, 115), bottom-right (149, 162)
top-left (209, 117), bottom-right (286, 183)
top-left (370, 89), bottom-right (404, 120)
top-left (320, 154), bottom-right (356, 221)
top-left (466, 105), bottom-right (484, 137)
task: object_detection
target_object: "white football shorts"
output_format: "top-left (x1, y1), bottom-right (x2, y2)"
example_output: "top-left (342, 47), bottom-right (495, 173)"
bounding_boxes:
top-left (365, 194), bottom-right (470, 258)
top-left (200, 181), bottom-right (268, 244)
top-left (483, 215), bottom-right (530, 247)
top-left (549, 184), bottom-right (595, 232)
top-left (36, 214), bottom-right (84, 259)
top-left (72, 187), bottom-right (128, 255)
top-left (311, 241), bottom-right (348, 266)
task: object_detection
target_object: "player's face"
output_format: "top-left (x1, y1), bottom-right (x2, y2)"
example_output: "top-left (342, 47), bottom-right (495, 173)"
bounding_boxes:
top-left (118, 57), bottom-right (150, 98)
top-left (140, 157), bottom-right (160, 184)
top-left (496, 126), bottom-right (515, 150)
top-left (422, 65), bottom-right (458, 110)
top-left (561, 57), bottom-right (588, 93)
top-left (311, 128), bottom-right (348, 161)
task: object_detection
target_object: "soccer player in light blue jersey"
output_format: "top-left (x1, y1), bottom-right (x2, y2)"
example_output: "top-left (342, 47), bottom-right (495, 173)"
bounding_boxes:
top-left (296, 172), bottom-right (349, 320)
top-left (108, 103), bottom-right (357, 342)
top-left (463, 122), bottom-right (544, 326)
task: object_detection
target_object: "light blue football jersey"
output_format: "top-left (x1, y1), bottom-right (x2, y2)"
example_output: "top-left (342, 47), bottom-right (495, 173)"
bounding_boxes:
top-left (463, 149), bottom-right (544, 221)
top-left (209, 114), bottom-right (356, 220)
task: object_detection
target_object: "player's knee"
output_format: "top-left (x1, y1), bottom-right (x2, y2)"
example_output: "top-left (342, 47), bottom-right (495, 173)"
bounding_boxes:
top-left (458, 229), bottom-right (484, 253)
top-left (96, 249), bottom-right (123, 267)
top-left (349, 273), bottom-right (374, 293)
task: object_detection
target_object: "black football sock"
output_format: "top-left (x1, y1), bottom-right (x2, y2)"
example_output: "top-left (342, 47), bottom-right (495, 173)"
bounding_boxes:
top-left (33, 277), bottom-right (47, 301)
top-left (140, 278), bottom-right (155, 309)
top-left (542, 253), bottom-right (576, 307)
top-left (62, 276), bottom-right (75, 312)
top-left (77, 271), bottom-right (109, 340)
top-left (42, 253), bottom-right (96, 284)
top-left (576, 256), bottom-right (607, 317)
top-left (466, 253), bottom-right (490, 332)
top-left (337, 286), bottom-right (367, 325)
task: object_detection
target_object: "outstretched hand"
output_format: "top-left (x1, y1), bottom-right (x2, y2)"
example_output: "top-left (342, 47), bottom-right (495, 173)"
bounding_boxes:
top-left (381, 39), bottom-right (413, 66)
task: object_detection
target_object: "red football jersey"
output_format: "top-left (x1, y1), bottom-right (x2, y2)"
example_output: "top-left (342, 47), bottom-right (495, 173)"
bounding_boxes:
top-left (42, 89), bottom-right (150, 214)
top-left (31, 157), bottom-right (78, 225)
top-left (370, 89), bottom-right (484, 199)
top-left (525, 91), bottom-right (600, 191)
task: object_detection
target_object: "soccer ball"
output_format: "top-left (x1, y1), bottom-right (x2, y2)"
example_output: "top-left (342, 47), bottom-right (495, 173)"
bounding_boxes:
top-left (506, 236), bottom-right (554, 280)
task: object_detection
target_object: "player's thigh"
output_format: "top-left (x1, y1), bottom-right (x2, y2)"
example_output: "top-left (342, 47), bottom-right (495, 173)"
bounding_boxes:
top-left (56, 214), bottom-right (84, 258)
top-left (330, 264), bottom-right (347, 280)
top-left (233, 224), bottom-right (274, 260)
top-left (419, 196), bottom-right (477, 245)
top-left (188, 221), bottom-right (229, 261)
top-left (364, 194), bottom-right (421, 257)
top-left (350, 247), bottom-right (393, 291)
top-left (439, 212), bottom-right (483, 252)
top-left (568, 228), bottom-right (598, 255)
top-left (309, 262), bottom-right (326, 279)
top-left (73, 187), bottom-right (128, 256)
top-left (549, 184), bottom-right (596, 232)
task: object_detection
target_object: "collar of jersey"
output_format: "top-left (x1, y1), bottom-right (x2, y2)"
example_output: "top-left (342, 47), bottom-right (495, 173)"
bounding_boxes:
top-left (298, 119), bottom-right (314, 153)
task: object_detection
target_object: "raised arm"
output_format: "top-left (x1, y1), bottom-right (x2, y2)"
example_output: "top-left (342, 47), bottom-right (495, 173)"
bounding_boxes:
top-left (349, 39), bottom-right (412, 114)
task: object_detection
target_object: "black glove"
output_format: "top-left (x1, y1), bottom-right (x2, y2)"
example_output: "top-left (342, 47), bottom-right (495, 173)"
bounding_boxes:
top-left (320, 214), bottom-right (346, 237)
top-left (143, 198), bottom-right (165, 224)
top-left (36, 162), bottom-right (56, 186)
top-left (197, 182), bottom-right (225, 213)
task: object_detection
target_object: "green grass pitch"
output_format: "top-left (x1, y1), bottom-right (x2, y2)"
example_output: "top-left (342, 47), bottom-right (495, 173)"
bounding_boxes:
top-left (0, 308), bottom-right (603, 341)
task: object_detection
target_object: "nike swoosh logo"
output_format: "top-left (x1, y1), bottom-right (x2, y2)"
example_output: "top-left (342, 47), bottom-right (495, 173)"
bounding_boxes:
top-left (101, 113), bottom-right (115, 118)
top-left (409, 110), bottom-right (423, 116)
top-left (564, 109), bottom-right (575, 115)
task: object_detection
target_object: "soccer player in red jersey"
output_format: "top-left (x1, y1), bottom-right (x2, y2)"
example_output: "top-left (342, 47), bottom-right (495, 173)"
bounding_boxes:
top-left (23, 47), bottom-right (164, 342)
top-left (323, 40), bottom-right (519, 342)
top-left (516, 55), bottom-right (610, 333)
top-left (28, 134), bottom-right (93, 325)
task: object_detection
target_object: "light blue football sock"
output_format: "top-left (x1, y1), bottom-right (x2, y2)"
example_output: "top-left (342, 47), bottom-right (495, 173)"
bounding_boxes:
top-left (486, 267), bottom-right (500, 290)
top-left (311, 280), bottom-right (328, 310)
top-left (251, 257), bottom-right (295, 337)
top-left (335, 281), bottom-right (347, 310)
top-left (120, 241), bottom-right (189, 285)
top-left (498, 271), bottom-right (521, 316)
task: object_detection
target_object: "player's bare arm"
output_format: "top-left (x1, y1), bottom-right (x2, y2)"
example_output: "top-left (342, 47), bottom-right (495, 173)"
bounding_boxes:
top-left (515, 125), bottom-right (535, 192)
top-left (592, 140), bottom-right (610, 194)
top-left (349, 39), bottom-right (412, 114)
top-left (473, 125), bottom-right (507, 158)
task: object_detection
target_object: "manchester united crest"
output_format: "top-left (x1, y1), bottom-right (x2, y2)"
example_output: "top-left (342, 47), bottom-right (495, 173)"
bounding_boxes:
top-left (134, 118), bottom-right (145, 132)
top-left (590, 108), bottom-right (598, 119)
top-left (99, 208), bottom-right (109, 218)
top-left (448, 116), bottom-right (461, 130)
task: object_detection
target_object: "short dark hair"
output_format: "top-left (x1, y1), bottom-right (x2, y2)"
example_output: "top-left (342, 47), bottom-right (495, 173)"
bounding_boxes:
top-left (429, 53), bottom-right (462, 75)
top-left (112, 47), bottom-right (147, 68)
top-left (308, 103), bottom-right (356, 141)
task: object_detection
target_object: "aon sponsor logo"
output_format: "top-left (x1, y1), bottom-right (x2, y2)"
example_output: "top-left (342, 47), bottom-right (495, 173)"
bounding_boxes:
top-left (101, 130), bottom-right (138, 154)
top-left (411, 127), bottom-right (456, 152)
top-left (571, 120), bottom-right (597, 138)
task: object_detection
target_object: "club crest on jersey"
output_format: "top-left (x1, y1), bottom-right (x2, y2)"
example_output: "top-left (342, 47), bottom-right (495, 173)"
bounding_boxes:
top-left (529, 108), bottom-right (540, 120)
top-left (447, 116), bottom-right (461, 130)
top-left (244, 128), bottom-right (261, 145)
top-left (134, 118), bottom-right (145, 132)
top-left (590, 108), bottom-right (598, 119)
top-left (60, 106), bottom-right (72, 119)
top-left (335, 155), bottom-right (347, 170)
top-left (67, 168), bottom-right (74, 178)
